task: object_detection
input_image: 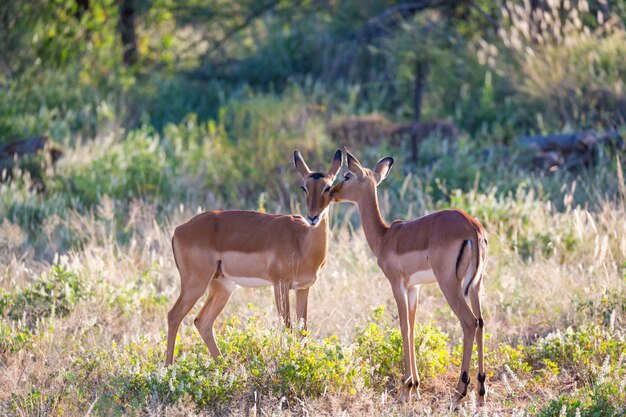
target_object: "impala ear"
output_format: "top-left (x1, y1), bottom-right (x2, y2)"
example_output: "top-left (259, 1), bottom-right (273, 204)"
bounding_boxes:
top-left (373, 156), bottom-right (394, 184)
top-left (345, 148), bottom-right (366, 178)
top-left (327, 149), bottom-right (343, 179)
top-left (294, 150), bottom-right (312, 177)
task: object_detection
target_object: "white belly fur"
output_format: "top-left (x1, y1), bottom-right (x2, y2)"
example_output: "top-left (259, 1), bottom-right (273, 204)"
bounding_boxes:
top-left (407, 269), bottom-right (437, 287)
top-left (223, 275), bottom-right (273, 288)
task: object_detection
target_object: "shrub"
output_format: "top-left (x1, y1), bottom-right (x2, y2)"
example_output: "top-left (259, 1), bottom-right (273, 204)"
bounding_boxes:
top-left (527, 326), bottom-right (626, 382)
top-left (537, 383), bottom-right (625, 417)
top-left (0, 321), bottom-right (32, 354)
top-left (354, 306), bottom-right (450, 390)
top-left (58, 128), bottom-right (174, 206)
top-left (92, 309), bottom-right (359, 413)
top-left (0, 264), bottom-right (86, 327)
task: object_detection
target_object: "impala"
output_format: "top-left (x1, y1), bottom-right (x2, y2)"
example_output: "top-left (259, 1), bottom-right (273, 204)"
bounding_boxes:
top-left (330, 151), bottom-right (488, 405)
top-left (166, 149), bottom-right (343, 365)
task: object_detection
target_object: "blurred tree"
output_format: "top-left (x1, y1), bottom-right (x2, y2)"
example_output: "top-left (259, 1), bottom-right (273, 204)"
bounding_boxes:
top-left (118, 0), bottom-right (138, 65)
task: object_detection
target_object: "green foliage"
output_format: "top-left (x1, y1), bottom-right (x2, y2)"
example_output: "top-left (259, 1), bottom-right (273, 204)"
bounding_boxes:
top-left (81, 310), bottom-right (358, 412)
top-left (0, 321), bottom-right (33, 354)
top-left (527, 326), bottom-right (626, 382)
top-left (0, 264), bottom-right (86, 354)
top-left (218, 313), bottom-right (357, 397)
top-left (58, 128), bottom-right (173, 206)
top-left (354, 306), bottom-right (450, 390)
top-left (113, 338), bottom-right (245, 410)
top-left (538, 383), bottom-right (626, 417)
top-left (492, 343), bottom-right (532, 374)
top-left (0, 264), bottom-right (86, 327)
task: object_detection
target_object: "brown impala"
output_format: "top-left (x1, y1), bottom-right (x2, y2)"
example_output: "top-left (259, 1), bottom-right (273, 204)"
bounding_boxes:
top-left (166, 149), bottom-right (343, 365)
top-left (330, 150), bottom-right (488, 405)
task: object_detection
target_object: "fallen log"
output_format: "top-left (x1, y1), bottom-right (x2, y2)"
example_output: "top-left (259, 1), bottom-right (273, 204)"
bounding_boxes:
top-left (0, 135), bottom-right (63, 192)
top-left (518, 130), bottom-right (624, 153)
top-left (328, 114), bottom-right (458, 157)
top-left (516, 130), bottom-right (624, 171)
top-left (0, 135), bottom-right (63, 161)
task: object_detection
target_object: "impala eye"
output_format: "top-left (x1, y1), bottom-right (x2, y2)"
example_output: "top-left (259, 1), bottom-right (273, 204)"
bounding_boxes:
top-left (323, 186), bottom-right (331, 193)
top-left (344, 173), bottom-right (351, 181)
top-left (300, 186), bottom-right (307, 193)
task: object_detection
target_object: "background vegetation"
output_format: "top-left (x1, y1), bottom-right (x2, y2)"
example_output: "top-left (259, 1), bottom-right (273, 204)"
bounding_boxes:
top-left (1, 0), bottom-right (625, 415)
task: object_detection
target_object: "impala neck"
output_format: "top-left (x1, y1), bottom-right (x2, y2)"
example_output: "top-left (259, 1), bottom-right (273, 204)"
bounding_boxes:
top-left (306, 213), bottom-right (330, 252)
top-left (356, 185), bottom-right (388, 258)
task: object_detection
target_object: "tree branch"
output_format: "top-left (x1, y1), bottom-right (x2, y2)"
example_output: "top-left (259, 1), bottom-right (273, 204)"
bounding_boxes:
top-left (210, 0), bottom-right (281, 55)
top-left (467, 0), bottom-right (498, 30)
top-left (353, 0), bottom-right (451, 42)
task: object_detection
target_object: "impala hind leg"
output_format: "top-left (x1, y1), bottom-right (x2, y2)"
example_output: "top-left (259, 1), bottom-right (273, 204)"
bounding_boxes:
top-left (469, 284), bottom-right (486, 405)
top-left (194, 276), bottom-right (235, 359)
top-left (435, 269), bottom-right (477, 406)
top-left (166, 263), bottom-right (217, 365)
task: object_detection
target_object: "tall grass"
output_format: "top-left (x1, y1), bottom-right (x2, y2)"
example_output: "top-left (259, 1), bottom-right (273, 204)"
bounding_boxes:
top-left (1, 128), bottom-right (624, 414)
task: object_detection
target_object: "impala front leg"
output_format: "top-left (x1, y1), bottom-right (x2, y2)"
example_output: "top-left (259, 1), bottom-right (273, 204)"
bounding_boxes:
top-left (391, 282), bottom-right (417, 400)
top-left (274, 282), bottom-right (291, 328)
top-left (406, 285), bottom-right (421, 398)
top-left (295, 288), bottom-right (310, 332)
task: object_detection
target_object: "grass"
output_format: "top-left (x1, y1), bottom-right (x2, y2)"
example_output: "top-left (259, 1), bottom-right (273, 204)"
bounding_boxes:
top-left (1, 80), bottom-right (625, 414)
top-left (1, 126), bottom-right (625, 414)
top-left (3, 1), bottom-right (626, 413)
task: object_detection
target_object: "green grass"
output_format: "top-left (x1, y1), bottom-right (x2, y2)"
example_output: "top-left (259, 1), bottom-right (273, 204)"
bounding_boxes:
top-left (2, 2), bottom-right (626, 413)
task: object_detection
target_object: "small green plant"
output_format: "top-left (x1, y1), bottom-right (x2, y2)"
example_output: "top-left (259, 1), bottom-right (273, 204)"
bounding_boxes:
top-left (58, 128), bottom-right (173, 206)
top-left (0, 321), bottom-right (32, 354)
top-left (537, 383), bottom-right (625, 417)
top-left (527, 326), bottom-right (626, 383)
top-left (0, 264), bottom-right (86, 327)
top-left (354, 306), bottom-right (450, 390)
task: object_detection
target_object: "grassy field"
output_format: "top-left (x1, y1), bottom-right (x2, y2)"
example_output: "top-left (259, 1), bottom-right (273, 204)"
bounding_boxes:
top-left (1, 124), bottom-right (625, 415)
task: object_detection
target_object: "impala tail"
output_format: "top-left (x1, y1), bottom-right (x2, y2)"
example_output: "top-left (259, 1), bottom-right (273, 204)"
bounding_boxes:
top-left (456, 235), bottom-right (487, 296)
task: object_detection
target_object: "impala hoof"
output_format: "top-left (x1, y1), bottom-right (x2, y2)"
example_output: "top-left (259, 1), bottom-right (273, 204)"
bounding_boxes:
top-left (398, 378), bottom-right (420, 402)
top-left (449, 393), bottom-right (465, 411)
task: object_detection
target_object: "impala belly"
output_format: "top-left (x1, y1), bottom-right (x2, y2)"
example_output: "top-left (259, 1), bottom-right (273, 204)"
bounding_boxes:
top-left (395, 250), bottom-right (437, 287)
top-left (220, 251), bottom-right (273, 288)
top-left (407, 269), bottom-right (437, 286)
top-left (224, 276), bottom-right (273, 288)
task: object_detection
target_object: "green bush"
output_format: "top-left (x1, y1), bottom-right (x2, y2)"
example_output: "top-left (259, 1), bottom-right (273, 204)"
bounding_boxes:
top-left (538, 383), bottom-right (626, 417)
top-left (93, 310), bottom-right (358, 412)
top-left (0, 264), bottom-right (86, 327)
top-left (527, 326), bottom-right (626, 382)
top-left (0, 264), bottom-right (85, 354)
top-left (354, 306), bottom-right (450, 390)
top-left (58, 127), bottom-right (173, 206)
top-left (0, 321), bottom-right (32, 354)
top-left (115, 339), bottom-right (245, 410)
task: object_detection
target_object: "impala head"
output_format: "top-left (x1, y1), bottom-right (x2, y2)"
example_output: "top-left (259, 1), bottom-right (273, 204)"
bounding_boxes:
top-left (331, 150), bottom-right (394, 203)
top-left (294, 149), bottom-right (343, 226)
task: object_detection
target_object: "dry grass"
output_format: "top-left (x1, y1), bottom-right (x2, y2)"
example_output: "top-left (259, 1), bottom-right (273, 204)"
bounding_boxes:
top-left (1, 170), bottom-right (625, 415)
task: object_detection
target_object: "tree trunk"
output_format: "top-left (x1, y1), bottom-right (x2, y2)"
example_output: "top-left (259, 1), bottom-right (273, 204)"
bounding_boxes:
top-left (74, 0), bottom-right (90, 19)
top-left (411, 59), bottom-right (428, 162)
top-left (118, 0), bottom-right (138, 66)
